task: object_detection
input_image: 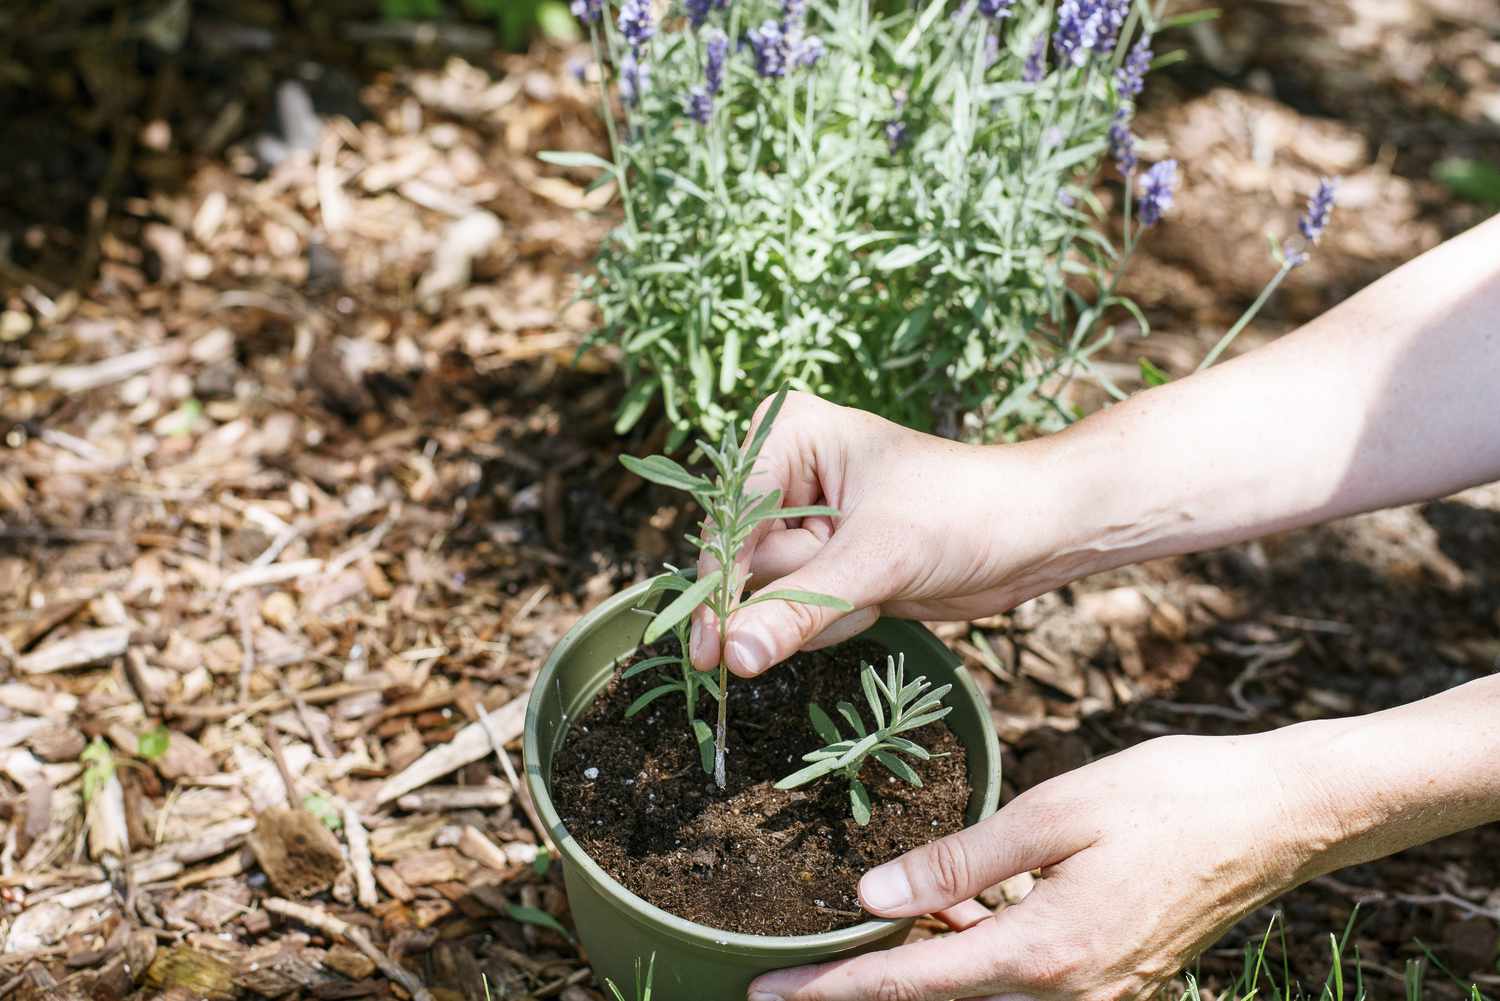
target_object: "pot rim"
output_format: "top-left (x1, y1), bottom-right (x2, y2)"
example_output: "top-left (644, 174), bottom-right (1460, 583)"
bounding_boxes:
top-left (523, 576), bottom-right (1001, 958)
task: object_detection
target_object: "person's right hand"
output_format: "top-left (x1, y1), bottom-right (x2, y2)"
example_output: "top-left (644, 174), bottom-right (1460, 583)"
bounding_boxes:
top-left (690, 391), bottom-right (1081, 678)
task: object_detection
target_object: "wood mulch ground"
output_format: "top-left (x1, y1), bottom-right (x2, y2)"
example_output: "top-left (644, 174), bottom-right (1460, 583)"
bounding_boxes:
top-left (1, 2), bottom-right (1497, 999)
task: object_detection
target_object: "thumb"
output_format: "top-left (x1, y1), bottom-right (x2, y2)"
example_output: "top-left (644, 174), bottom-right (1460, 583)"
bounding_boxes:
top-left (721, 545), bottom-right (873, 678)
top-left (858, 793), bottom-right (1085, 917)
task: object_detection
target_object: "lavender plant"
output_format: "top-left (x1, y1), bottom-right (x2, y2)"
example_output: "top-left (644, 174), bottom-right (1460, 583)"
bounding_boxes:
top-left (775, 653), bottom-right (951, 825)
top-left (555, 2), bottom-right (1345, 442)
top-left (621, 386), bottom-right (852, 787)
top-left (552, 0), bottom-right (1199, 445)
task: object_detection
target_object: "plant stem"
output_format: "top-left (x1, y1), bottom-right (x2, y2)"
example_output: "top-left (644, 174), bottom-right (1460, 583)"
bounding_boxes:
top-left (1196, 261), bottom-right (1294, 372)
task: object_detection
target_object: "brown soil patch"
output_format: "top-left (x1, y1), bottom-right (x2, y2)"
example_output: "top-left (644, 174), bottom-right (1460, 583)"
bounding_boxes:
top-left (552, 639), bottom-right (971, 936)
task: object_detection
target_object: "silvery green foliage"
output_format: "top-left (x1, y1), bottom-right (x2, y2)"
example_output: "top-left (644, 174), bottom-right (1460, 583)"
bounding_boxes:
top-left (776, 653), bottom-right (951, 825)
top-left (553, 0), bottom-right (1174, 445)
top-left (620, 386), bottom-right (852, 787)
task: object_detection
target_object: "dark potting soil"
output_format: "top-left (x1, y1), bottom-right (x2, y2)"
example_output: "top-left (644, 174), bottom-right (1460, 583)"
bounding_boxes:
top-left (551, 639), bottom-right (971, 936)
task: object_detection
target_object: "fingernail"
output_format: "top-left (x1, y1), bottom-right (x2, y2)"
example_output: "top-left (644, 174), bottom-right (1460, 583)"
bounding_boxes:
top-left (725, 632), bottom-right (770, 676)
top-left (690, 623), bottom-right (708, 665)
top-left (747, 993), bottom-right (783, 1001)
top-left (860, 865), bottom-right (913, 913)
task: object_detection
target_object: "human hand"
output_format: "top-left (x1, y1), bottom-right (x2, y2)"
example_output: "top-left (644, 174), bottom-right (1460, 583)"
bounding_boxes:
top-left (690, 392), bottom-right (1082, 677)
top-left (746, 731), bottom-right (1337, 1001)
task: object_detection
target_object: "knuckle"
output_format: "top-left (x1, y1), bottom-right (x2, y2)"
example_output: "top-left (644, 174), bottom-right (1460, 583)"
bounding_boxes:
top-left (926, 836), bottom-right (971, 900)
top-left (872, 968), bottom-right (921, 1001)
top-left (783, 596), bottom-right (825, 641)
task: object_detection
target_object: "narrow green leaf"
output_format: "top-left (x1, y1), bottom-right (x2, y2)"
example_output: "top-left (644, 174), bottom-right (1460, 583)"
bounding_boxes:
top-left (621, 655), bottom-right (680, 681)
top-left (740, 589), bottom-right (853, 611)
top-left (625, 683), bottom-right (682, 718)
top-left (808, 702), bottom-right (841, 745)
top-left (893, 706), bottom-right (953, 733)
top-left (695, 671), bottom-right (721, 701)
top-left (692, 720), bottom-right (715, 775)
top-left (538, 150), bottom-right (616, 173)
top-left (861, 669), bottom-right (885, 729)
top-left (849, 779), bottom-right (872, 825)
top-left (1159, 7), bottom-right (1220, 30)
top-left (619, 454), bottom-right (711, 494)
top-left (643, 568), bottom-right (722, 644)
top-left (1139, 356), bottom-right (1171, 387)
top-left (835, 700), bottom-right (867, 738)
top-left (873, 750), bottom-right (923, 787)
top-left (533, 843), bottom-right (553, 877)
top-left (874, 243), bottom-right (939, 271)
top-left (746, 504), bottom-right (842, 525)
top-left (745, 385), bottom-right (789, 464)
top-left (885, 736), bottom-right (932, 760)
top-left (720, 327), bottom-right (741, 396)
top-left (615, 378), bottom-right (660, 434)
top-left (775, 756), bottom-right (842, 789)
top-left (506, 903), bottom-right (575, 943)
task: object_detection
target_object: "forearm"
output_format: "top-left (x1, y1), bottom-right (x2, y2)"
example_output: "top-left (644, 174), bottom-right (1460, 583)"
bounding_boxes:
top-left (1275, 674), bottom-right (1500, 880)
top-left (1034, 214), bottom-right (1500, 580)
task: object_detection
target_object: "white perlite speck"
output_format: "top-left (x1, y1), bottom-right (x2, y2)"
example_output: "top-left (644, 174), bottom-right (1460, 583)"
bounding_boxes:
top-left (583, 767), bottom-right (599, 780)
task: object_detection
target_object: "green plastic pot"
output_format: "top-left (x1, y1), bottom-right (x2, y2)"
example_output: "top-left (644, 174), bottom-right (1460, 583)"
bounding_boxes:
top-left (523, 578), bottom-right (1002, 1001)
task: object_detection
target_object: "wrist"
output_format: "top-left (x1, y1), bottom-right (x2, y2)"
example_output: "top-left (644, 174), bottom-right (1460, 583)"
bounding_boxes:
top-left (1258, 676), bottom-right (1500, 884)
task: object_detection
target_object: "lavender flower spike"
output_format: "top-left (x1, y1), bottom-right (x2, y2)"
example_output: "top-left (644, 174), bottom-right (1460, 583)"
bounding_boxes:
top-left (885, 119), bottom-right (908, 153)
top-left (620, 51), bottom-right (649, 107)
top-left (1299, 177), bottom-right (1339, 244)
top-left (1022, 33), bottom-right (1048, 83)
top-left (747, 19), bottom-right (789, 78)
top-left (1138, 159), bottom-right (1178, 227)
top-left (685, 0), bottom-right (712, 28)
top-left (704, 28), bottom-right (728, 94)
top-left (617, 0), bottom-right (655, 50)
top-left (570, 0), bottom-right (603, 24)
top-left (978, 0), bottom-right (1015, 19)
top-left (795, 34), bottom-right (825, 68)
top-left (685, 86), bottom-right (713, 124)
top-left (1115, 37), bottom-right (1152, 101)
top-left (1054, 0), bottom-right (1131, 68)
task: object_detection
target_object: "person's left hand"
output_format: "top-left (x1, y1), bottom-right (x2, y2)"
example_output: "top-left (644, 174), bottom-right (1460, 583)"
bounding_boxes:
top-left (747, 729), bottom-right (1343, 1001)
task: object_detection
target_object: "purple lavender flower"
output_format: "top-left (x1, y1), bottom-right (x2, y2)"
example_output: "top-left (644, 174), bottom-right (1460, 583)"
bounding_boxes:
top-left (570, 0), bottom-right (603, 23)
top-left (705, 28), bottom-right (728, 94)
top-left (1053, 0), bottom-right (1130, 68)
top-left (1299, 177), bottom-right (1338, 244)
top-left (978, 0), bottom-right (1014, 19)
top-left (620, 51), bottom-right (648, 107)
top-left (1138, 159), bottom-right (1178, 227)
top-left (747, 19), bottom-right (789, 78)
top-left (885, 119), bottom-right (908, 152)
top-left (567, 56), bottom-right (590, 83)
top-left (686, 0), bottom-right (712, 28)
top-left (782, 0), bottom-right (806, 22)
top-left (1108, 108), bottom-right (1136, 175)
top-left (685, 85), bottom-right (713, 124)
top-left (795, 34), bottom-right (825, 68)
top-left (1022, 33), bottom-right (1048, 83)
top-left (1115, 36), bottom-right (1152, 100)
top-left (618, 0), bottom-right (655, 50)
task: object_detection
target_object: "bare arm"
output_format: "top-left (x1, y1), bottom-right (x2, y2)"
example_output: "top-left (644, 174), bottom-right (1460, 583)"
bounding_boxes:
top-left (1038, 212), bottom-right (1500, 584)
top-left (696, 214), bottom-right (1500, 677)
